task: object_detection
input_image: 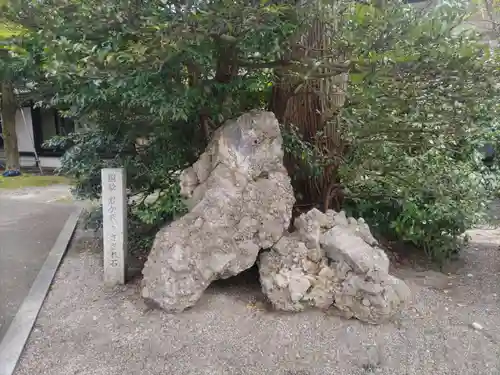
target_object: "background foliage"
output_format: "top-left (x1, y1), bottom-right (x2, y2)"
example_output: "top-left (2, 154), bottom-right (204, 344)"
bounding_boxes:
top-left (335, 1), bottom-right (500, 261)
top-left (4, 0), bottom-right (500, 262)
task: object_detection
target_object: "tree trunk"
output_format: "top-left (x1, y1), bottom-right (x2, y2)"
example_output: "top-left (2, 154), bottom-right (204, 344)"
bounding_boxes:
top-left (269, 2), bottom-right (347, 213)
top-left (1, 80), bottom-right (20, 170)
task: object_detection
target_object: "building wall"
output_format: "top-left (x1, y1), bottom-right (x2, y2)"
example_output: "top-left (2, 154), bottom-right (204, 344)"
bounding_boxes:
top-left (12, 107), bottom-right (62, 169)
top-left (18, 155), bottom-right (62, 169)
top-left (15, 107), bottom-right (35, 154)
top-left (40, 109), bottom-right (57, 143)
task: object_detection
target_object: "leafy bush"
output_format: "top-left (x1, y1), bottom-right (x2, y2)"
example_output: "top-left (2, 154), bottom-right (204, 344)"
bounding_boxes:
top-left (45, 124), bottom-right (195, 252)
top-left (334, 1), bottom-right (500, 261)
top-left (343, 152), bottom-right (498, 262)
top-left (282, 0), bottom-right (500, 262)
top-left (26, 0), bottom-right (296, 252)
top-left (9, 0), bottom-right (500, 262)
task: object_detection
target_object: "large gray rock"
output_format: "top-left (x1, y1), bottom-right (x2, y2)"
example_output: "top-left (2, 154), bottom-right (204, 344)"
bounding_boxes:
top-left (142, 111), bottom-right (295, 312)
top-left (259, 208), bottom-right (410, 323)
top-left (259, 209), bottom-right (339, 312)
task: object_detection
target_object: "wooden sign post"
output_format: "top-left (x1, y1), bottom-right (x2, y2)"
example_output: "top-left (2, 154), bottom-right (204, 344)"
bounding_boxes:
top-left (101, 168), bottom-right (127, 286)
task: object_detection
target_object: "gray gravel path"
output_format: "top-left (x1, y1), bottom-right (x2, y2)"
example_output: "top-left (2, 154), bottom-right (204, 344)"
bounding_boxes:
top-left (13, 225), bottom-right (500, 375)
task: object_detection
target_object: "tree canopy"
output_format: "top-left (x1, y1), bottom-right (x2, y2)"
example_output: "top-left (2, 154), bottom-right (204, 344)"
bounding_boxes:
top-left (3, 0), bottom-right (500, 262)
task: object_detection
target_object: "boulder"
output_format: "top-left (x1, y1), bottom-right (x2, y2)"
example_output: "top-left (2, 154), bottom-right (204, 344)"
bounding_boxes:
top-left (259, 209), bottom-right (339, 312)
top-left (141, 110), bottom-right (295, 312)
top-left (259, 208), bottom-right (410, 323)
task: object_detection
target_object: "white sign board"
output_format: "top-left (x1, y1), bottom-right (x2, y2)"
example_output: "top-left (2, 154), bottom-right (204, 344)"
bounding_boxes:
top-left (101, 168), bottom-right (127, 286)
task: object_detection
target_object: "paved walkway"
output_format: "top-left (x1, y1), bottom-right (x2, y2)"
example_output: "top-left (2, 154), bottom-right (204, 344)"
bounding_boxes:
top-left (0, 188), bottom-right (76, 341)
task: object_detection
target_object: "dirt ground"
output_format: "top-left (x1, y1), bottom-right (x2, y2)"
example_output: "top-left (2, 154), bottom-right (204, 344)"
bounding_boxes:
top-left (13, 221), bottom-right (500, 375)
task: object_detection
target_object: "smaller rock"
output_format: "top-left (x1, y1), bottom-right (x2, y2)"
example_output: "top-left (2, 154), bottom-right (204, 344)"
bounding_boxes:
top-left (259, 209), bottom-right (410, 323)
top-left (333, 210), bottom-right (349, 226)
top-left (259, 231), bottom-right (337, 311)
top-left (356, 218), bottom-right (378, 246)
top-left (471, 322), bottom-right (484, 331)
top-left (275, 273), bottom-right (288, 288)
top-left (321, 226), bottom-right (389, 274)
top-left (289, 277), bottom-right (311, 302)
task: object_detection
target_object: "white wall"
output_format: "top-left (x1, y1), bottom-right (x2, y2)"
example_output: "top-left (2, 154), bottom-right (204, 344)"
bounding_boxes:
top-left (0, 106), bottom-right (62, 169)
top-left (15, 107), bottom-right (35, 153)
top-left (12, 107), bottom-right (62, 169)
top-left (19, 156), bottom-right (62, 169)
top-left (12, 107), bottom-right (62, 152)
top-left (39, 156), bottom-right (62, 168)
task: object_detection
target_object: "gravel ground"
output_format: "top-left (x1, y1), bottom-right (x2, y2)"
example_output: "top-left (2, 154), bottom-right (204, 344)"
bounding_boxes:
top-left (13, 225), bottom-right (500, 375)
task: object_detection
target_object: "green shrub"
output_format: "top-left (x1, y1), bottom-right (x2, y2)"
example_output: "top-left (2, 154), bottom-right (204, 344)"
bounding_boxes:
top-left (29, 0), bottom-right (293, 253)
top-left (282, 0), bottom-right (500, 262)
top-left (343, 151), bottom-right (498, 262)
